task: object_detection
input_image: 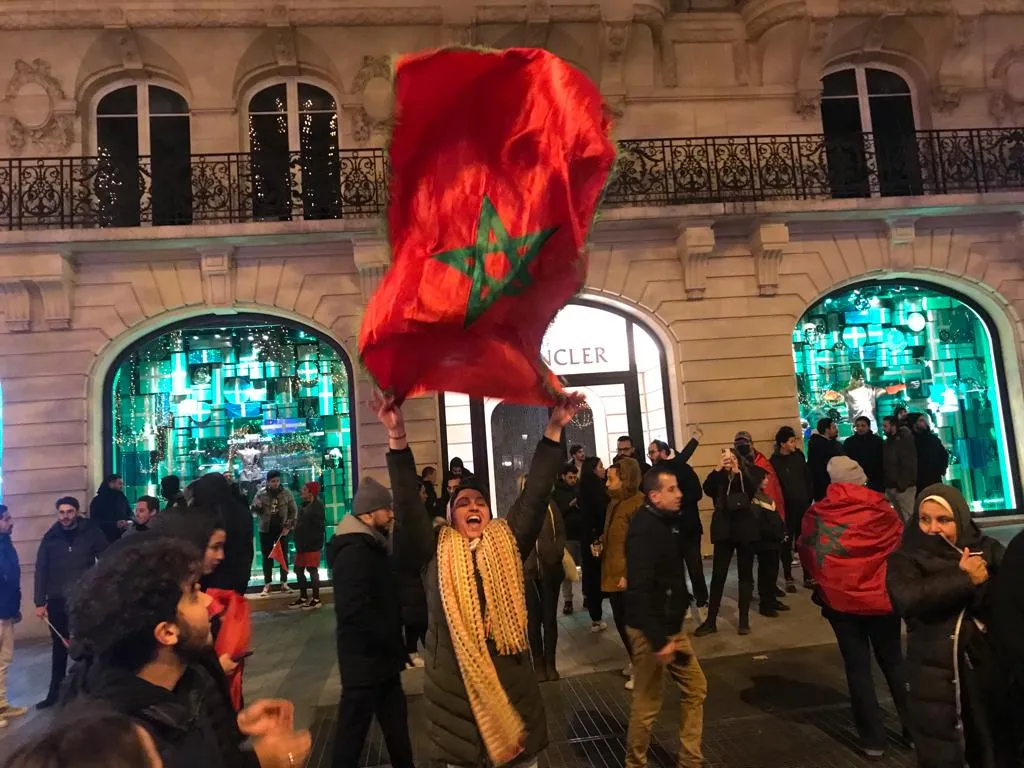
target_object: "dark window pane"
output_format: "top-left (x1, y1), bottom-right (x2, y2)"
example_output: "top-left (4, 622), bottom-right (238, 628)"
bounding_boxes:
top-left (821, 98), bottom-right (869, 198)
top-left (822, 69), bottom-right (858, 98)
top-left (298, 83), bottom-right (336, 113)
top-left (870, 94), bottom-right (921, 196)
top-left (249, 112), bottom-right (291, 221)
top-left (299, 112), bottom-right (340, 219)
top-left (98, 86), bottom-right (138, 116)
top-left (150, 114), bottom-right (192, 225)
top-left (149, 86), bottom-right (188, 116)
top-left (96, 116), bottom-right (141, 226)
top-left (249, 84), bottom-right (287, 114)
top-left (866, 68), bottom-right (911, 95)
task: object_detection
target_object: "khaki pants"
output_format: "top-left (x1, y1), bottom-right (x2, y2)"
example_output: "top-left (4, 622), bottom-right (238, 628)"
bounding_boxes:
top-left (0, 618), bottom-right (14, 708)
top-left (626, 626), bottom-right (707, 768)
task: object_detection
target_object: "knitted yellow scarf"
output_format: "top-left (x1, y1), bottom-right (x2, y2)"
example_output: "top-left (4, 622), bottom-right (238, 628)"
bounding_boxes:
top-left (437, 519), bottom-right (529, 765)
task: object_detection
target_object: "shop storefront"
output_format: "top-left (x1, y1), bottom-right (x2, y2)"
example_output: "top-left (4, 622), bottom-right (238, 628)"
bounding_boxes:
top-left (793, 281), bottom-right (1019, 516)
top-left (439, 299), bottom-right (674, 514)
top-left (104, 315), bottom-right (356, 583)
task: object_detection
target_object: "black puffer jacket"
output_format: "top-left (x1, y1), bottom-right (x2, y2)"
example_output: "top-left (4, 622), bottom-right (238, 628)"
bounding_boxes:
top-left (769, 448), bottom-right (813, 528)
top-left (886, 484), bottom-right (1003, 768)
top-left (393, 439), bottom-right (563, 767)
top-left (34, 519), bottom-right (108, 606)
top-left (189, 474), bottom-right (255, 595)
top-left (651, 442), bottom-right (703, 537)
top-left (293, 498), bottom-right (326, 554)
top-left (703, 465), bottom-right (761, 545)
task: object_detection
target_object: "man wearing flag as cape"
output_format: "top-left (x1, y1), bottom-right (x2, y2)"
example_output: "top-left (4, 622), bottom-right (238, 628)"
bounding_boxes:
top-left (356, 47), bottom-right (616, 767)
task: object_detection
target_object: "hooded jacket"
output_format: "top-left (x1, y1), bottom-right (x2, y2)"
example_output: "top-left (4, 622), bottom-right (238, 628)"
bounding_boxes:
top-left (89, 483), bottom-right (133, 543)
top-left (887, 484), bottom-right (1003, 768)
top-left (293, 497), bottom-right (326, 554)
top-left (883, 425), bottom-right (918, 492)
top-left (34, 518), bottom-right (108, 606)
top-left (770, 448), bottom-right (813, 526)
top-left (0, 533), bottom-right (20, 619)
top-left (327, 513), bottom-right (407, 687)
top-left (600, 458), bottom-right (644, 593)
top-left (523, 498), bottom-right (567, 583)
top-left (189, 474), bottom-right (255, 595)
top-left (914, 428), bottom-right (950, 491)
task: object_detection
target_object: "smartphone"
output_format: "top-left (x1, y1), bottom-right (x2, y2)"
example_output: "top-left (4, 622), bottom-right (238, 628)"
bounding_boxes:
top-left (232, 650), bottom-right (254, 663)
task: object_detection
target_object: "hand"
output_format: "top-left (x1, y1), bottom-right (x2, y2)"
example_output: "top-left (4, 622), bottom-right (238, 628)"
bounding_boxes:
top-left (617, 576), bottom-right (626, 590)
top-left (238, 699), bottom-right (296, 738)
top-left (35, 605), bottom-right (47, 620)
top-left (690, 424), bottom-right (703, 440)
top-left (254, 496), bottom-right (264, 508)
top-left (252, 728), bottom-right (312, 768)
top-left (117, 519), bottom-right (130, 530)
top-left (370, 390), bottom-right (405, 437)
top-left (548, 392), bottom-right (586, 430)
top-left (655, 640), bottom-right (676, 666)
top-left (220, 653), bottom-right (240, 676)
top-left (959, 549), bottom-right (989, 586)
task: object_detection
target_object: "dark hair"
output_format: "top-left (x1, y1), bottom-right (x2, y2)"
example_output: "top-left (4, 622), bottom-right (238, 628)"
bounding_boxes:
top-left (617, 435), bottom-right (633, 446)
top-left (445, 475), bottom-right (461, 488)
top-left (69, 537), bottom-right (201, 671)
top-left (882, 415), bottom-right (897, 429)
top-left (581, 456), bottom-right (603, 477)
top-left (54, 496), bottom-right (79, 511)
top-left (1, 703), bottom-right (153, 768)
top-left (104, 474), bottom-right (122, 485)
top-left (641, 467), bottom-right (676, 496)
top-left (160, 475), bottom-right (182, 503)
top-left (421, 466), bottom-right (436, 479)
top-left (136, 496), bottom-right (159, 513)
top-left (449, 457), bottom-right (464, 470)
top-left (854, 416), bottom-right (871, 427)
top-left (816, 418), bottom-right (835, 433)
top-left (651, 439), bottom-right (670, 455)
top-left (266, 470), bottom-right (281, 480)
top-left (561, 463), bottom-right (579, 477)
top-left (774, 426), bottom-right (797, 446)
top-left (569, 444), bottom-right (584, 455)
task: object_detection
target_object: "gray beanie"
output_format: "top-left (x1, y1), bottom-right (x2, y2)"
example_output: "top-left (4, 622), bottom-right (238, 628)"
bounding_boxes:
top-left (827, 456), bottom-right (867, 486)
top-left (353, 477), bottom-right (393, 517)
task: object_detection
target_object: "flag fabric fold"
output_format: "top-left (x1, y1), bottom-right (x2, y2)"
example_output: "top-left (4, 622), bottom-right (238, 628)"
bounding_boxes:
top-left (269, 536), bottom-right (288, 569)
top-left (798, 483), bottom-right (904, 615)
top-left (358, 46), bottom-right (616, 405)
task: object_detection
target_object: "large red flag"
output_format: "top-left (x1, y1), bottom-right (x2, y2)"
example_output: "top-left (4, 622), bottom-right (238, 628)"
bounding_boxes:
top-left (358, 47), bottom-right (616, 405)
top-left (798, 483), bottom-right (903, 615)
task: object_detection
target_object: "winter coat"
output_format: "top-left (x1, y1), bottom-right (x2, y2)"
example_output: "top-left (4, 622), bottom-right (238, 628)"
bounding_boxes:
top-left (524, 499), bottom-right (567, 584)
top-left (650, 441), bottom-right (703, 537)
top-left (808, 433), bottom-right (843, 501)
top-left (190, 473), bottom-right (255, 595)
top-left (62, 650), bottom-right (258, 768)
top-left (551, 480), bottom-right (582, 542)
top-left (886, 484), bottom-right (1003, 768)
top-left (0, 534), bottom-right (21, 619)
top-left (843, 432), bottom-right (886, 492)
top-left (423, 480), bottom-right (440, 518)
top-left (327, 513), bottom-right (407, 688)
top-left (770, 449), bottom-right (813, 529)
top-left (625, 501), bottom-right (694, 652)
top-left (883, 426), bottom-right (917, 492)
top-left (990, 530), bottom-right (1024, 767)
top-left (391, 497), bottom-right (432, 630)
top-left (600, 458), bottom-right (644, 593)
top-left (915, 430), bottom-right (950, 491)
top-left (703, 466), bottom-right (760, 545)
top-left (251, 487), bottom-right (297, 533)
top-left (89, 484), bottom-right (132, 544)
top-left (395, 438), bottom-right (563, 767)
top-left (34, 519), bottom-right (107, 606)
top-left (578, 472), bottom-right (609, 546)
top-left (750, 450), bottom-right (786, 521)
top-left (293, 498), bottom-right (326, 553)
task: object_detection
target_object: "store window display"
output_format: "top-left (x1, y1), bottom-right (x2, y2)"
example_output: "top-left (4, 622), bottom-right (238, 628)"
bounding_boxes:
top-left (106, 318), bottom-right (355, 584)
top-left (793, 282), bottom-right (1017, 515)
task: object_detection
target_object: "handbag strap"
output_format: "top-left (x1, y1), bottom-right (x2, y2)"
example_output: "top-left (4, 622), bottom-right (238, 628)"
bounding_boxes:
top-left (727, 469), bottom-right (745, 494)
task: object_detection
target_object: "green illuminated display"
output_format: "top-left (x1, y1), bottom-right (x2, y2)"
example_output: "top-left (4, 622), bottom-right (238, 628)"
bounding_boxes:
top-left (793, 283), bottom-right (1016, 515)
top-left (109, 320), bottom-right (354, 582)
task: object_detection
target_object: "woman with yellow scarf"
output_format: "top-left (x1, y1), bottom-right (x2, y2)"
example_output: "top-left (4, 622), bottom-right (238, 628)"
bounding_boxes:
top-left (372, 390), bottom-right (585, 768)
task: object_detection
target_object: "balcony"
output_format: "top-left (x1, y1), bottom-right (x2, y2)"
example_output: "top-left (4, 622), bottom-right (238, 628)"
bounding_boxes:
top-left (2, 128), bottom-right (1024, 231)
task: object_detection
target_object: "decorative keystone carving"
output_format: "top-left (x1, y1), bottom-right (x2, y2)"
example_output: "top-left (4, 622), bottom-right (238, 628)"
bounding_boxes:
top-left (750, 223), bottom-right (789, 297)
top-left (989, 47), bottom-right (1024, 124)
top-left (526, 0), bottom-right (551, 48)
top-left (793, 14), bottom-right (834, 120)
top-left (601, 20), bottom-right (631, 90)
top-left (353, 240), bottom-right (390, 301)
top-left (272, 28), bottom-right (297, 67)
top-left (116, 30), bottom-right (143, 71)
top-left (0, 252), bottom-right (75, 331)
top-left (886, 219), bottom-right (916, 270)
top-left (935, 6), bottom-right (980, 114)
top-left (0, 281), bottom-right (31, 332)
top-left (1, 58), bottom-right (74, 155)
top-left (676, 226), bottom-right (715, 301)
top-left (443, 23), bottom-right (474, 46)
top-left (199, 246), bottom-right (235, 307)
top-left (351, 55), bottom-right (391, 94)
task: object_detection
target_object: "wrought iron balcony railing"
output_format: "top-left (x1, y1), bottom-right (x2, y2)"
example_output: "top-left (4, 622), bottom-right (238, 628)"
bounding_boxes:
top-left (2, 128), bottom-right (1024, 231)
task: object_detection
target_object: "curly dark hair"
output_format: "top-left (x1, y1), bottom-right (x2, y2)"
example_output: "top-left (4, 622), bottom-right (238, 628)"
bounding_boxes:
top-left (69, 537), bottom-right (201, 671)
top-left (1, 703), bottom-right (153, 768)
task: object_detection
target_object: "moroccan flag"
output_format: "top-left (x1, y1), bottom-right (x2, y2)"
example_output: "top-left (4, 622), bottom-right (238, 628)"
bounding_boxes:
top-left (358, 47), bottom-right (616, 405)
top-left (207, 588), bottom-right (252, 711)
top-left (798, 483), bottom-right (904, 615)
top-left (269, 536), bottom-right (288, 569)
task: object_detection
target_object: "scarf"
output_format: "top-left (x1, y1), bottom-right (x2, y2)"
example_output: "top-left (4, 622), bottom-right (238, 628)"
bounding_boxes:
top-left (436, 519), bottom-right (529, 765)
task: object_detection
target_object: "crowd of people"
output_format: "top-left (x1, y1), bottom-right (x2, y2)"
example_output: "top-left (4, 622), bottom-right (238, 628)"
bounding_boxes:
top-left (0, 391), bottom-right (1022, 768)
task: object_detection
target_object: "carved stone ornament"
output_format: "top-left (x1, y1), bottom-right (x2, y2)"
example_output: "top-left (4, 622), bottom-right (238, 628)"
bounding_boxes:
top-left (198, 246), bottom-right (235, 307)
top-left (750, 222), bottom-right (789, 297)
top-left (676, 226), bottom-right (716, 301)
top-left (351, 55), bottom-right (392, 95)
top-left (0, 251), bottom-right (75, 332)
top-left (1, 58), bottom-right (74, 155)
top-left (794, 89), bottom-right (821, 120)
top-left (346, 56), bottom-right (393, 145)
top-left (989, 47), bottom-right (1024, 124)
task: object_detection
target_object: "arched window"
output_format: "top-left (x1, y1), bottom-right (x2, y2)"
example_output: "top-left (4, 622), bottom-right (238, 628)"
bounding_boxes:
top-left (95, 84), bottom-right (192, 226)
top-left (793, 281), bottom-right (1019, 516)
top-left (248, 81), bottom-right (341, 222)
top-left (821, 67), bottom-right (920, 198)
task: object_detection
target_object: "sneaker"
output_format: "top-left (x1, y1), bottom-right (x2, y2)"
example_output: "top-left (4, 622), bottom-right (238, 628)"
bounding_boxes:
top-left (738, 625), bottom-right (751, 636)
top-left (803, 577), bottom-right (816, 589)
top-left (759, 607), bottom-right (779, 618)
top-left (774, 585), bottom-right (786, 598)
top-left (258, 585), bottom-right (272, 597)
top-left (622, 662), bottom-right (633, 678)
top-left (624, 676), bottom-right (634, 691)
top-left (545, 664), bottom-right (560, 682)
top-left (0, 705), bottom-right (27, 718)
top-left (279, 582), bottom-right (293, 593)
top-left (863, 748), bottom-right (886, 760)
top-left (590, 621), bottom-right (608, 633)
top-left (785, 579), bottom-right (798, 594)
top-left (409, 654), bottom-right (425, 668)
top-left (773, 601), bottom-right (791, 612)
top-left (562, 600), bottom-right (573, 616)
top-left (693, 620), bottom-right (717, 637)
top-left (534, 663), bottom-right (548, 683)
top-left (303, 598), bottom-right (323, 611)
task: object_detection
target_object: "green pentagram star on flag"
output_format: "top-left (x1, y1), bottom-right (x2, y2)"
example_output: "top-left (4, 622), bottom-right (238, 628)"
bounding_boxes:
top-left (802, 517), bottom-right (849, 568)
top-left (433, 195), bottom-right (558, 327)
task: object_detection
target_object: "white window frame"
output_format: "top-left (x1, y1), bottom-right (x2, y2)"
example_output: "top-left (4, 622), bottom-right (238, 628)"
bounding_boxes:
top-left (90, 80), bottom-right (190, 156)
top-left (820, 64), bottom-right (920, 135)
top-left (243, 78), bottom-right (340, 153)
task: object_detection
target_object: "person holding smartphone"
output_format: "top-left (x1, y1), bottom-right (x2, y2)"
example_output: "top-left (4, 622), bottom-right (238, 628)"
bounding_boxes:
top-left (887, 484), bottom-right (1003, 767)
top-left (694, 448), bottom-right (762, 637)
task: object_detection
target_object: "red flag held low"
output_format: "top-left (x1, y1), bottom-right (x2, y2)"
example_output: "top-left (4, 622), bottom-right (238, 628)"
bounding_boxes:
top-left (269, 538), bottom-right (287, 569)
top-left (358, 47), bottom-right (617, 405)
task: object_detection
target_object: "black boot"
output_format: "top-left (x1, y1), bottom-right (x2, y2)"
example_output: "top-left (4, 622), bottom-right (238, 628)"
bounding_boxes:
top-left (738, 581), bottom-right (753, 635)
top-left (534, 659), bottom-right (548, 683)
top-left (694, 606), bottom-right (719, 637)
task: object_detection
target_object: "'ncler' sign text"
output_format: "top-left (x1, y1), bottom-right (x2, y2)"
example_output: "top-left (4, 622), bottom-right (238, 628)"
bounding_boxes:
top-left (541, 347), bottom-right (609, 368)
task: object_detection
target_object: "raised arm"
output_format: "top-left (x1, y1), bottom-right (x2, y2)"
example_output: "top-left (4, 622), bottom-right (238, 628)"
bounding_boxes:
top-left (506, 393), bottom-right (586, 558)
top-left (374, 393), bottom-right (436, 571)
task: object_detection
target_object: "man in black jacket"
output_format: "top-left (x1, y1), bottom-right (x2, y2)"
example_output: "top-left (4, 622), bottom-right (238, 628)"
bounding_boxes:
top-left (34, 496), bottom-right (108, 709)
top-left (551, 463), bottom-right (581, 615)
top-left (327, 477), bottom-right (414, 768)
top-left (89, 475), bottom-right (133, 543)
top-left (882, 415), bottom-right (918, 521)
top-left (808, 418), bottom-right (843, 500)
top-left (624, 467), bottom-right (708, 768)
top-left (63, 536), bottom-right (309, 768)
top-left (843, 416), bottom-right (885, 492)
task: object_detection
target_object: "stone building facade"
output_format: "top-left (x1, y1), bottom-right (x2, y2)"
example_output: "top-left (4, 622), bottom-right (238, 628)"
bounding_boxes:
top-left (3, 0), bottom-right (1024, 631)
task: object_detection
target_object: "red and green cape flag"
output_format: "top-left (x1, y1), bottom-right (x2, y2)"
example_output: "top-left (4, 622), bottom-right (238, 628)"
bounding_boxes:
top-left (798, 483), bottom-right (904, 615)
top-left (358, 47), bottom-right (616, 405)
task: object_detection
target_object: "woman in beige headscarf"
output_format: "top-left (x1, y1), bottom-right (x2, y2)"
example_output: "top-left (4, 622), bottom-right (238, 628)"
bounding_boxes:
top-left (372, 391), bottom-right (584, 768)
